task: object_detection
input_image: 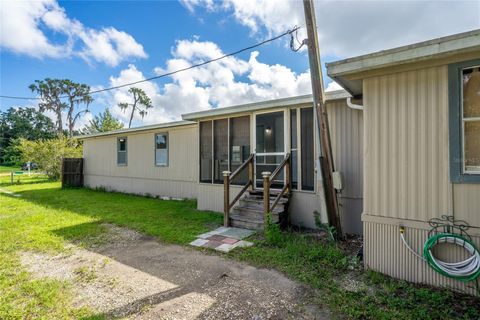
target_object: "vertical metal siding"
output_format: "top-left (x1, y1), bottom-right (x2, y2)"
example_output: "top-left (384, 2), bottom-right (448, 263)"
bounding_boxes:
top-left (83, 125), bottom-right (198, 199)
top-left (363, 64), bottom-right (480, 295)
top-left (365, 221), bottom-right (479, 295)
top-left (327, 100), bottom-right (364, 234)
top-left (364, 66), bottom-right (451, 221)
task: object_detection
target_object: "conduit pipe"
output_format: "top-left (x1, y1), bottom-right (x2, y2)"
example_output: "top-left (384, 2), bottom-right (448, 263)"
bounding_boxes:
top-left (346, 97), bottom-right (364, 111)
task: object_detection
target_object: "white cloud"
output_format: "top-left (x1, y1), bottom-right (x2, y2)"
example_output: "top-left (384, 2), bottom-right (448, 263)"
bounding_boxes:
top-left (0, 0), bottom-right (147, 66)
top-left (102, 40), bottom-right (312, 127)
top-left (325, 81), bottom-right (343, 92)
top-left (182, 0), bottom-right (480, 57)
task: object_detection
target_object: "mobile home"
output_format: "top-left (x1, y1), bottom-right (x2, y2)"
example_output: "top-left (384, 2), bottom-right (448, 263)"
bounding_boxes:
top-left (81, 91), bottom-right (363, 234)
top-left (327, 29), bottom-right (480, 295)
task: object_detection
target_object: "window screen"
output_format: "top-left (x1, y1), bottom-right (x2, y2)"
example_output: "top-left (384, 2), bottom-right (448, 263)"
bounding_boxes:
top-left (290, 109), bottom-right (298, 189)
top-left (301, 108), bottom-right (314, 190)
top-left (200, 121), bottom-right (213, 183)
top-left (155, 133), bottom-right (168, 166)
top-left (463, 66), bottom-right (480, 173)
top-left (230, 116), bottom-right (250, 185)
top-left (117, 137), bottom-right (127, 165)
top-left (214, 119), bottom-right (229, 183)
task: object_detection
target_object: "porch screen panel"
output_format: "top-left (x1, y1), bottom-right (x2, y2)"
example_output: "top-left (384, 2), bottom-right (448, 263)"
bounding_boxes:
top-left (214, 119), bottom-right (229, 183)
top-left (301, 107), bottom-right (314, 191)
top-left (200, 121), bottom-right (212, 183)
top-left (230, 116), bottom-right (250, 185)
top-left (290, 110), bottom-right (298, 189)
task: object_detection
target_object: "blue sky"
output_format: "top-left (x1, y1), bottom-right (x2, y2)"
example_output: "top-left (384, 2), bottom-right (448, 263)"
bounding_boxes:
top-left (1, 0), bottom-right (479, 128)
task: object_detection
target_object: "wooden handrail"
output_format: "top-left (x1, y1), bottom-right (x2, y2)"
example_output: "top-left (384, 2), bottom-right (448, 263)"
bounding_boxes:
top-left (230, 153), bottom-right (254, 181)
top-left (223, 153), bottom-right (255, 227)
top-left (263, 153), bottom-right (291, 220)
top-left (269, 153), bottom-right (291, 186)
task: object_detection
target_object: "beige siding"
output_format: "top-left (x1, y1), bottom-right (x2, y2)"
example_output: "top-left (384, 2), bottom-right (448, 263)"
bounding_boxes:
top-left (364, 219), bottom-right (480, 295)
top-left (363, 64), bottom-right (480, 295)
top-left (327, 100), bottom-right (364, 234)
top-left (363, 66), bottom-right (451, 222)
top-left (83, 125), bottom-right (198, 198)
top-left (197, 183), bottom-right (242, 213)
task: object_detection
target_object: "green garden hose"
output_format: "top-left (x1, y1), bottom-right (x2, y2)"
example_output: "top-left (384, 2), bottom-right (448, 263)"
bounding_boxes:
top-left (423, 233), bottom-right (480, 282)
top-left (400, 228), bottom-right (480, 282)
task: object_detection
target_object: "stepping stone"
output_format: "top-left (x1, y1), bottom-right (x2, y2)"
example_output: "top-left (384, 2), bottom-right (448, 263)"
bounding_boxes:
top-left (219, 227), bottom-right (255, 240)
top-left (189, 238), bottom-right (209, 247)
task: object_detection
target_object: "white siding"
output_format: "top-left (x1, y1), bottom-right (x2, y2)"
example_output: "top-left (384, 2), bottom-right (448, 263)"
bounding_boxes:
top-left (83, 124), bottom-right (198, 199)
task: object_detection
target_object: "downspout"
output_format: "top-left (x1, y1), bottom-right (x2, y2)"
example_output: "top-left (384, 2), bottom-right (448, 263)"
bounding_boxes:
top-left (347, 97), bottom-right (364, 111)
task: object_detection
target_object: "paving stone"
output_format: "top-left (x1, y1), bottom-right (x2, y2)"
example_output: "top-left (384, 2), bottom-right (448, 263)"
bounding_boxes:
top-left (216, 243), bottom-right (234, 252)
top-left (189, 239), bottom-right (209, 247)
top-left (206, 235), bottom-right (228, 242)
top-left (233, 240), bottom-right (254, 249)
top-left (203, 240), bottom-right (223, 249)
top-left (219, 227), bottom-right (255, 240)
top-left (221, 237), bottom-right (239, 245)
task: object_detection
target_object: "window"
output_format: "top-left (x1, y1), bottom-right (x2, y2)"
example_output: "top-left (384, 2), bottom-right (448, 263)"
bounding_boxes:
top-left (214, 119), bottom-right (229, 183)
top-left (155, 133), bottom-right (168, 166)
top-left (199, 116), bottom-right (251, 184)
top-left (449, 59), bottom-right (480, 183)
top-left (117, 137), bottom-right (127, 166)
top-left (290, 109), bottom-right (298, 189)
top-left (200, 121), bottom-right (213, 183)
top-left (230, 116), bottom-right (250, 185)
top-left (301, 107), bottom-right (314, 190)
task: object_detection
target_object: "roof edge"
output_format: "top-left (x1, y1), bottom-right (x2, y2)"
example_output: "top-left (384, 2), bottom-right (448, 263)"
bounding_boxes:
top-left (182, 91), bottom-right (350, 120)
top-left (327, 29), bottom-right (480, 77)
top-left (77, 120), bottom-right (196, 140)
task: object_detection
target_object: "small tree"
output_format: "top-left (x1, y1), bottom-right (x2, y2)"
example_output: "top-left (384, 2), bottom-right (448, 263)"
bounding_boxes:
top-left (29, 79), bottom-right (66, 134)
top-left (61, 79), bottom-right (93, 137)
top-left (82, 108), bottom-right (124, 134)
top-left (17, 137), bottom-right (82, 180)
top-left (118, 87), bottom-right (153, 128)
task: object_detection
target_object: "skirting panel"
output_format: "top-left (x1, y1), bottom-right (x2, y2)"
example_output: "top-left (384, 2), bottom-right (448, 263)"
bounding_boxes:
top-left (364, 218), bottom-right (480, 296)
top-left (84, 175), bottom-right (197, 199)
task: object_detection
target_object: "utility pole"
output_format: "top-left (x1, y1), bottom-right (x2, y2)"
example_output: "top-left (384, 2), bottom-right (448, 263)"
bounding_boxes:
top-left (303, 0), bottom-right (343, 239)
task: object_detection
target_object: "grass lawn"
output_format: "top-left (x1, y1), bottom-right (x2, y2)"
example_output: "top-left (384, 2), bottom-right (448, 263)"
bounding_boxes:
top-left (1, 179), bottom-right (479, 319)
top-left (0, 165), bottom-right (21, 174)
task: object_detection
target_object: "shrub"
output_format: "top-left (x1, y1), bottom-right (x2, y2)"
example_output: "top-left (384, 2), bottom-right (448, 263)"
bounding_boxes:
top-left (264, 213), bottom-right (284, 246)
top-left (17, 137), bottom-right (82, 180)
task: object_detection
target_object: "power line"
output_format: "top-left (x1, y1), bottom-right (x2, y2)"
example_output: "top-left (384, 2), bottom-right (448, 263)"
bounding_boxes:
top-left (0, 26), bottom-right (301, 101)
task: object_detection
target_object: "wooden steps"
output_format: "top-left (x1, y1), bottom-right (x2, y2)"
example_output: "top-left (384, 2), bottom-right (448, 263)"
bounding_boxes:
top-left (229, 190), bottom-right (290, 231)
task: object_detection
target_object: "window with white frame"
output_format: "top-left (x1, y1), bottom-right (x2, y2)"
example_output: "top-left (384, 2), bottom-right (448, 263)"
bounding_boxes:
top-left (117, 137), bottom-right (127, 165)
top-left (155, 133), bottom-right (168, 166)
top-left (449, 59), bottom-right (480, 183)
top-left (462, 66), bottom-right (480, 174)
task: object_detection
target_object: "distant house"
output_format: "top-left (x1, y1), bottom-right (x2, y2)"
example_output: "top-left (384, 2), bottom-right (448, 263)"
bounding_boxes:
top-left (327, 29), bottom-right (480, 295)
top-left (80, 91), bottom-right (364, 234)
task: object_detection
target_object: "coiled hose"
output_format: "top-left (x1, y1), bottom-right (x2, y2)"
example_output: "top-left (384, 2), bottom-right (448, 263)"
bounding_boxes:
top-left (400, 228), bottom-right (480, 282)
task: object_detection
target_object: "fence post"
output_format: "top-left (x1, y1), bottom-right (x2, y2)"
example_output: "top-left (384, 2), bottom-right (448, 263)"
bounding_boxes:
top-left (262, 171), bottom-right (271, 222)
top-left (223, 171), bottom-right (231, 227)
top-left (10, 171), bottom-right (13, 185)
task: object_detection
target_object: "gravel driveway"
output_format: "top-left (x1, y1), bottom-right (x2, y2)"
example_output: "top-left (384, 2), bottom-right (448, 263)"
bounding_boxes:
top-left (21, 224), bottom-right (329, 320)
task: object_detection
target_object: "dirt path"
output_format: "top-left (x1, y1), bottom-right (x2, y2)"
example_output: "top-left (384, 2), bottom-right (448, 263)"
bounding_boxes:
top-left (21, 224), bottom-right (329, 319)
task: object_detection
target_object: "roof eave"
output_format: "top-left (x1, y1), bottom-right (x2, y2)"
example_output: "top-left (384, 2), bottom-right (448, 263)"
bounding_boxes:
top-left (77, 120), bottom-right (196, 140)
top-left (326, 29), bottom-right (480, 95)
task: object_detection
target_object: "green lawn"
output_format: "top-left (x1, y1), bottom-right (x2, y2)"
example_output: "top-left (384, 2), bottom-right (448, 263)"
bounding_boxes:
top-left (0, 180), bottom-right (478, 319)
top-left (0, 165), bottom-right (21, 174)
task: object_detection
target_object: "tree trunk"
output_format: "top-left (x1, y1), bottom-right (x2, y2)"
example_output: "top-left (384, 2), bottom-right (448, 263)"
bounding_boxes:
top-left (56, 108), bottom-right (63, 135)
top-left (128, 105), bottom-right (135, 128)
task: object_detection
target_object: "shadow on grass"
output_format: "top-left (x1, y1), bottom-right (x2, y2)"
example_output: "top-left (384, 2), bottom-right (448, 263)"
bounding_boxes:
top-left (11, 185), bottom-right (223, 245)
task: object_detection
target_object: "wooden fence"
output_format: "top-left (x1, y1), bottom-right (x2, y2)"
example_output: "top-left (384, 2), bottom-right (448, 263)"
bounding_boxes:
top-left (62, 158), bottom-right (84, 188)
